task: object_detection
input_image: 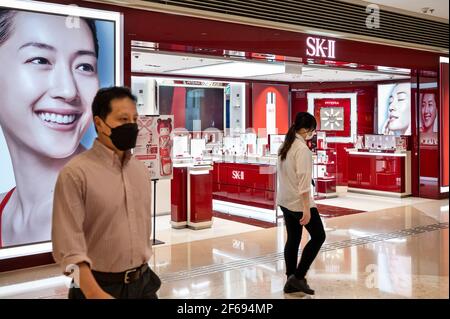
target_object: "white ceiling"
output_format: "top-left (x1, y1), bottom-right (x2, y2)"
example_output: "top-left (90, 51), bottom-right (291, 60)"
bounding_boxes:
top-left (131, 50), bottom-right (410, 83)
top-left (354, 0), bottom-right (449, 20)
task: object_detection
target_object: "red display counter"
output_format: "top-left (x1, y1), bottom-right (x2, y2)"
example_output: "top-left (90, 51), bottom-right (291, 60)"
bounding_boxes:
top-left (212, 162), bottom-right (277, 223)
top-left (171, 165), bottom-right (213, 229)
top-left (347, 151), bottom-right (411, 197)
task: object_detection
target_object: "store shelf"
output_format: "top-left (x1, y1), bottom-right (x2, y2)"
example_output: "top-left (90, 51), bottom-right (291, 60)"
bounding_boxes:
top-left (313, 147), bottom-right (337, 199)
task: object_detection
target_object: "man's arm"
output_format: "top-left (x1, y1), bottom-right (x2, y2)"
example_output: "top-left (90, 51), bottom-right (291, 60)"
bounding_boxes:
top-left (51, 168), bottom-right (112, 299)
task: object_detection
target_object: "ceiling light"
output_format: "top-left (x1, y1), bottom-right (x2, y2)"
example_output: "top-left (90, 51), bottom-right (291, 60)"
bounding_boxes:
top-left (169, 61), bottom-right (286, 77)
top-left (285, 62), bottom-right (302, 75)
top-left (377, 66), bottom-right (410, 74)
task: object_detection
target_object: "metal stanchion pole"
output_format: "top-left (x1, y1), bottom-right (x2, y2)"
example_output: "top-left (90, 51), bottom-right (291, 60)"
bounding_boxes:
top-left (152, 179), bottom-right (165, 245)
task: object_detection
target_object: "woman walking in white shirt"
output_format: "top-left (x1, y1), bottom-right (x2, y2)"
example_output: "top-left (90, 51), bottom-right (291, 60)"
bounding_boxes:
top-left (277, 112), bottom-right (326, 295)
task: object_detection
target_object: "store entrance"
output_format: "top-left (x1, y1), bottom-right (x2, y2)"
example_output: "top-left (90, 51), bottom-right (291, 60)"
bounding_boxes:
top-left (130, 43), bottom-right (431, 228)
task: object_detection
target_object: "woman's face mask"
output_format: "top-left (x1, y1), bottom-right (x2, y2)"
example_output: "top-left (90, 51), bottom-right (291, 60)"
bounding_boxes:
top-left (304, 129), bottom-right (316, 140)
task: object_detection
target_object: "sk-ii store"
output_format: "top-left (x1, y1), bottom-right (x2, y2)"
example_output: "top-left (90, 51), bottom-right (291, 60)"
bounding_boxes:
top-left (0, 0), bottom-right (448, 272)
top-left (97, 0), bottom-right (447, 205)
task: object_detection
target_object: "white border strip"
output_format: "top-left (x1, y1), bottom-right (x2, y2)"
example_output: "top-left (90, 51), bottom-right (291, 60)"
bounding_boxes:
top-left (348, 187), bottom-right (411, 198)
top-left (307, 93), bottom-right (357, 143)
top-left (440, 57), bottom-right (449, 63)
top-left (441, 186), bottom-right (449, 193)
top-left (348, 151), bottom-right (407, 157)
top-left (0, 275), bottom-right (70, 298)
top-left (213, 199), bottom-right (276, 223)
top-left (0, 242), bottom-right (52, 259)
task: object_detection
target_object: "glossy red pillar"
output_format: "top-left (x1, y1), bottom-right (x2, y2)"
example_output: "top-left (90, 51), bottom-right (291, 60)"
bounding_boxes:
top-left (171, 167), bottom-right (188, 228)
top-left (188, 167), bottom-right (213, 229)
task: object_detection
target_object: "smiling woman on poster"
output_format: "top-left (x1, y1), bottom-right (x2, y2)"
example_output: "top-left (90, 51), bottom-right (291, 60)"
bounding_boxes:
top-left (0, 9), bottom-right (103, 247)
top-left (420, 92), bottom-right (438, 144)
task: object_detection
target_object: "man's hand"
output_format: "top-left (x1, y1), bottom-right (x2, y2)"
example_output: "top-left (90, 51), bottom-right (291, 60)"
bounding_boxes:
top-left (76, 262), bottom-right (115, 299)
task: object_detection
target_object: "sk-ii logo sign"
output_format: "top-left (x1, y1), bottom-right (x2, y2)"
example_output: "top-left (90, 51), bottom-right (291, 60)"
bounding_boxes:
top-left (232, 171), bottom-right (245, 180)
top-left (306, 37), bottom-right (336, 59)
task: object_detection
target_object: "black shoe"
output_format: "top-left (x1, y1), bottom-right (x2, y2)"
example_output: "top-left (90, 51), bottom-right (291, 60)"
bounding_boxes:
top-left (283, 275), bottom-right (315, 295)
top-left (283, 281), bottom-right (300, 294)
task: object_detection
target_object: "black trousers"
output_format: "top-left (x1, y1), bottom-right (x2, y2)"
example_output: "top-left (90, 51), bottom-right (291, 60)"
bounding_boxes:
top-left (280, 206), bottom-right (326, 279)
top-left (68, 267), bottom-right (161, 299)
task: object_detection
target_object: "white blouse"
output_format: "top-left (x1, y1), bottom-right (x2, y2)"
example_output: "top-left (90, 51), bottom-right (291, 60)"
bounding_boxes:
top-left (277, 134), bottom-right (316, 212)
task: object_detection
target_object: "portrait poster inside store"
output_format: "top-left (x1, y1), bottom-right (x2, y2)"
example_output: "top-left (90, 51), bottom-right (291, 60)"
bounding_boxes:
top-left (419, 91), bottom-right (439, 146)
top-left (135, 115), bottom-right (174, 180)
top-left (377, 82), bottom-right (412, 136)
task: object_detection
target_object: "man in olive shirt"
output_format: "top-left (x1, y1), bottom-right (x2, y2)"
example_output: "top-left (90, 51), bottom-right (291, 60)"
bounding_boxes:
top-left (52, 86), bottom-right (161, 299)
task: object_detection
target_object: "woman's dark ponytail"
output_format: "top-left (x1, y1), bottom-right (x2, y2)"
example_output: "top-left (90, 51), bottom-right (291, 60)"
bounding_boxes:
top-left (278, 112), bottom-right (316, 161)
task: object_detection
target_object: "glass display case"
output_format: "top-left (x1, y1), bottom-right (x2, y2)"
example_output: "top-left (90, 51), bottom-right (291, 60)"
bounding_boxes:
top-left (361, 134), bottom-right (408, 153)
top-left (364, 134), bottom-right (396, 152)
top-left (269, 134), bottom-right (285, 155)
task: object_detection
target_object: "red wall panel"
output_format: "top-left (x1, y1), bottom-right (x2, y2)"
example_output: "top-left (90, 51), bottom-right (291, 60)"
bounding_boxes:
top-left (420, 147), bottom-right (440, 178)
top-left (172, 87), bottom-right (186, 129)
top-left (291, 91), bottom-right (308, 114)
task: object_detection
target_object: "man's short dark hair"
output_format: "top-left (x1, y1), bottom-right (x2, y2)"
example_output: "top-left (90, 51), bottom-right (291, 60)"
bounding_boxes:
top-left (92, 86), bottom-right (137, 121)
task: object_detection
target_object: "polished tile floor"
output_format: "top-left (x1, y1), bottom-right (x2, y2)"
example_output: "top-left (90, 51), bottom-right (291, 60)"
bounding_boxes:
top-left (0, 195), bottom-right (447, 299)
top-left (315, 187), bottom-right (435, 212)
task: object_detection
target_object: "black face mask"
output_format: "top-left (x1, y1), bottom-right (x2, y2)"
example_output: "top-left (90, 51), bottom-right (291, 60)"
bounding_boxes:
top-left (102, 120), bottom-right (139, 151)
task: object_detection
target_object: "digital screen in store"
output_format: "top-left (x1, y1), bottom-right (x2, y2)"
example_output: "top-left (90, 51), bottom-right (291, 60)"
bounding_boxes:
top-left (0, 1), bottom-right (120, 248)
top-left (377, 83), bottom-right (412, 136)
top-left (158, 85), bottom-right (225, 131)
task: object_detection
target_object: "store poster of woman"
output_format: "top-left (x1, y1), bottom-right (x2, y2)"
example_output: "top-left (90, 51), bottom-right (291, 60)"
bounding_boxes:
top-left (0, 7), bottom-right (115, 247)
top-left (419, 92), bottom-right (438, 145)
top-left (378, 82), bottom-right (412, 136)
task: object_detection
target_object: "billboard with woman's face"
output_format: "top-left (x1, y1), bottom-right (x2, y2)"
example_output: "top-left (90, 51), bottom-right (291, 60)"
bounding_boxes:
top-left (0, 0), bottom-right (121, 248)
top-left (419, 92), bottom-right (438, 145)
top-left (378, 82), bottom-right (412, 136)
